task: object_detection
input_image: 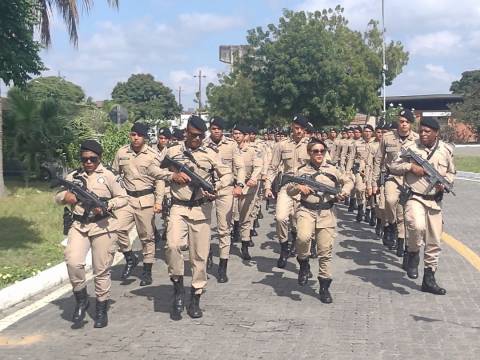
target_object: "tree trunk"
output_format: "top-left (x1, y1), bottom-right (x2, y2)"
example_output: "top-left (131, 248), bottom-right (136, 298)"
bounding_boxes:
top-left (0, 94), bottom-right (6, 198)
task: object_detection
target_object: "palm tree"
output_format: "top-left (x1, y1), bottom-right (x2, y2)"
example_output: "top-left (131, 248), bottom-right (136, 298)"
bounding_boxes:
top-left (37, 0), bottom-right (119, 46)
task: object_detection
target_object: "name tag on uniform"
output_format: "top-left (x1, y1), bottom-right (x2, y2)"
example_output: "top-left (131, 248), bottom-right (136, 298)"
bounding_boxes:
top-left (119, 156), bottom-right (130, 160)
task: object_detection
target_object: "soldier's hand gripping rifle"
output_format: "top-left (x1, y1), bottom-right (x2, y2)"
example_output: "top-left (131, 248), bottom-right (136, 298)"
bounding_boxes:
top-left (52, 177), bottom-right (114, 223)
top-left (280, 173), bottom-right (340, 197)
top-left (399, 148), bottom-right (455, 195)
top-left (160, 155), bottom-right (216, 194)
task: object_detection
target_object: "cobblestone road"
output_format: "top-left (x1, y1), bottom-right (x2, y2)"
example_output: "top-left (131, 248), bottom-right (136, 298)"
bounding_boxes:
top-left (1, 180), bottom-right (479, 360)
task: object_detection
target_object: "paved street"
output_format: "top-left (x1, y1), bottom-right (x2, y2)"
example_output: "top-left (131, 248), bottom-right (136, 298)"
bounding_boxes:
top-left (1, 180), bottom-right (479, 360)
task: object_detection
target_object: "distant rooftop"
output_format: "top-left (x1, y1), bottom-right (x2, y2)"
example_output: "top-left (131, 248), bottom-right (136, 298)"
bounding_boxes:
top-left (385, 94), bottom-right (463, 111)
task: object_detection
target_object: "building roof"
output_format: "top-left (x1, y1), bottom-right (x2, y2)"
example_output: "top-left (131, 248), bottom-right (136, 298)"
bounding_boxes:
top-left (385, 94), bottom-right (463, 111)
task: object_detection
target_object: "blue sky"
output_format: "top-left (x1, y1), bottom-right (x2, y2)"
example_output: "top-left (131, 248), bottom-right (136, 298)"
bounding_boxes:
top-left (40, 0), bottom-right (480, 110)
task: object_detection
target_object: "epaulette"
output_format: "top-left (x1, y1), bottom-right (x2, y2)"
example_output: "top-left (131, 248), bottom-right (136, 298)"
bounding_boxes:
top-left (206, 142), bottom-right (220, 152)
top-left (167, 142), bottom-right (179, 148)
top-left (102, 164), bottom-right (116, 174)
top-left (443, 141), bottom-right (455, 155)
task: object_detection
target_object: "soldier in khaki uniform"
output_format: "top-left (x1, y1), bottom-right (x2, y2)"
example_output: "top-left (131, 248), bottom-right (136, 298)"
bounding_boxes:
top-left (265, 115), bottom-right (310, 268)
top-left (363, 125), bottom-right (381, 225)
top-left (232, 125), bottom-right (263, 260)
top-left (56, 140), bottom-right (127, 328)
top-left (154, 127), bottom-right (171, 244)
top-left (286, 138), bottom-right (354, 303)
top-left (346, 125), bottom-right (374, 222)
top-left (389, 118), bottom-right (455, 295)
top-left (162, 116), bottom-right (230, 318)
top-left (204, 117), bottom-right (245, 282)
top-left (372, 110), bottom-right (419, 255)
top-left (112, 123), bottom-right (163, 286)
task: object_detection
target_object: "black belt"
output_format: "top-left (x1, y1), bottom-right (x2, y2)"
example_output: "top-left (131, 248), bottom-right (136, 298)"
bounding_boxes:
top-left (300, 200), bottom-right (334, 211)
top-left (171, 197), bottom-right (211, 208)
top-left (72, 213), bottom-right (109, 224)
top-left (126, 188), bottom-right (154, 197)
top-left (411, 191), bottom-right (437, 201)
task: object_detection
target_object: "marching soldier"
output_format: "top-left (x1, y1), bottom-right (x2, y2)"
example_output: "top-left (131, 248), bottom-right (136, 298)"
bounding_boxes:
top-left (389, 117), bottom-right (455, 295)
top-left (163, 115), bottom-right (230, 318)
top-left (372, 110), bottom-right (419, 255)
top-left (265, 115), bottom-right (310, 268)
top-left (286, 138), bottom-right (353, 303)
top-left (113, 123), bottom-right (163, 286)
top-left (204, 117), bottom-right (245, 282)
top-left (368, 124), bottom-right (387, 232)
top-left (56, 140), bottom-right (127, 328)
top-left (155, 127), bottom-right (172, 244)
top-left (346, 125), bottom-right (374, 222)
top-left (232, 125), bottom-right (264, 260)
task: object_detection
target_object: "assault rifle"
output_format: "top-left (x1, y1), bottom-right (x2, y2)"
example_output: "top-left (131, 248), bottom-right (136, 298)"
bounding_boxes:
top-left (280, 173), bottom-right (340, 197)
top-left (53, 177), bottom-right (113, 223)
top-left (399, 148), bottom-right (455, 195)
top-left (160, 155), bottom-right (215, 194)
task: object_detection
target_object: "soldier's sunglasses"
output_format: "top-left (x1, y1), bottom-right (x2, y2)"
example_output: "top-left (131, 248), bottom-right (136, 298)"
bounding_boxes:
top-left (311, 149), bottom-right (326, 154)
top-left (81, 156), bottom-right (99, 163)
top-left (189, 132), bottom-right (205, 139)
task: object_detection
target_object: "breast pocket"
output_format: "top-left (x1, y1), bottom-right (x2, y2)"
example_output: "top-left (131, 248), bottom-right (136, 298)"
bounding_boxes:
top-left (436, 159), bottom-right (449, 177)
top-left (281, 151), bottom-right (294, 170)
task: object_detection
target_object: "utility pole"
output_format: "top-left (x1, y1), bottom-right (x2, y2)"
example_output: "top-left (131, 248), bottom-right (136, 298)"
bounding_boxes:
top-left (194, 70), bottom-right (206, 113)
top-left (382, 0), bottom-right (387, 117)
top-left (178, 86), bottom-right (182, 108)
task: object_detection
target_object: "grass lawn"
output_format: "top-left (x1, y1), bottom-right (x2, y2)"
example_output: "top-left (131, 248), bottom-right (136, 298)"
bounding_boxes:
top-left (455, 155), bottom-right (480, 173)
top-left (0, 180), bottom-right (64, 288)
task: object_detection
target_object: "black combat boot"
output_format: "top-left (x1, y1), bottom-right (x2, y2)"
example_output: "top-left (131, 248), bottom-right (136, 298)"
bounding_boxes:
top-left (356, 205), bottom-right (364, 222)
top-left (387, 223), bottom-right (398, 250)
top-left (187, 288), bottom-right (203, 318)
top-left (364, 208), bottom-right (371, 224)
top-left (171, 276), bottom-right (185, 314)
top-left (248, 239), bottom-right (255, 247)
top-left (375, 218), bottom-right (382, 237)
top-left (139, 263), bottom-right (153, 286)
top-left (72, 287), bottom-right (89, 323)
top-left (348, 197), bottom-right (356, 213)
top-left (231, 221), bottom-right (240, 243)
top-left (154, 229), bottom-right (162, 245)
top-left (241, 241), bottom-right (251, 261)
top-left (206, 250), bottom-right (213, 270)
top-left (277, 242), bottom-right (289, 268)
top-left (369, 209), bottom-right (376, 227)
top-left (396, 238), bottom-right (405, 257)
top-left (406, 251), bottom-right (420, 279)
top-left (288, 230), bottom-right (297, 257)
top-left (258, 210), bottom-right (264, 219)
top-left (250, 228), bottom-right (258, 237)
top-left (93, 300), bottom-right (108, 328)
top-left (161, 229), bottom-right (167, 242)
top-left (253, 218), bottom-right (260, 228)
top-left (318, 278), bottom-right (333, 304)
top-left (421, 268), bottom-right (446, 295)
top-left (344, 196), bottom-right (350, 206)
top-left (121, 251), bottom-right (139, 280)
top-left (382, 225), bottom-right (390, 246)
top-left (297, 257), bottom-right (310, 286)
top-left (217, 258), bottom-right (229, 283)
top-left (309, 238), bottom-right (318, 258)
top-left (266, 199), bottom-right (270, 210)
top-left (402, 246), bottom-right (409, 270)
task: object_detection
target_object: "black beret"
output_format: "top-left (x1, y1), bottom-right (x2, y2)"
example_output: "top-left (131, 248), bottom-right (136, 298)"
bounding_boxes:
top-left (188, 115), bottom-right (207, 132)
top-left (354, 126), bottom-right (363, 132)
top-left (248, 126), bottom-right (258, 134)
top-left (233, 124), bottom-right (249, 134)
top-left (292, 115), bottom-right (308, 128)
top-left (172, 128), bottom-right (184, 140)
top-left (80, 139), bottom-right (103, 156)
top-left (341, 127), bottom-right (349, 132)
top-left (306, 122), bottom-right (314, 133)
top-left (329, 128), bottom-right (338, 133)
top-left (158, 127), bottom-right (171, 138)
top-left (321, 130), bottom-right (328, 134)
top-left (390, 122), bottom-right (399, 130)
top-left (308, 138), bottom-right (328, 149)
top-left (348, 127), bottom-right (355, 131)
top-left (210, 117), bottom-right (225, 130)
top-left (364, 124), bottom-right (374, 131)
top-left (420, 117), bottom-right (440, 131)
top-left (399, 109), bottom-right (415, 123)
top-left (131, 122), bottom-right (149, 137)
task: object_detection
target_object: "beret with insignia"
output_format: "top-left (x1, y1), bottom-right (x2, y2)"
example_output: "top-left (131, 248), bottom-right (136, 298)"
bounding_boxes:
top-left (131, 122), bottom-right (149, 137)
top-left (188, 115), bottom-right (207, 132)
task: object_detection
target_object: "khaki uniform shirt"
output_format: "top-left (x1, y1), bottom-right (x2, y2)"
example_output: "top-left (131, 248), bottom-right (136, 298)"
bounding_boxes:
top-left (373, 130), bottom-right (419, 186)
top-left (286, 162), bottom-right (354, 228)
top-left (366, 139), bottom-right (381, 190)
top-left (238, 143), bottom-right (264, 195)
top-left (340, 138), bottom-right (355, 170)
top-left (265, 136), bottom-right (310, 190)
top-left (55, 164), bottom-right (128, 236)
top-left (204, 135), bottom-right (246, 196)
top-left (165, 142), bottom-right (231, 220)
top-left (112, 144), bottom-right (163, 208)
top-left (389, 139), bottom-right (455, 210)
top-left (346, 138), bottom-right (371, 175)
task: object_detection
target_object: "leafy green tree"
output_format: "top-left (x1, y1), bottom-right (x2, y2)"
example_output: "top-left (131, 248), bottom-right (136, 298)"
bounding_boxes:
top-left (27, 76), bottom-right (85, 103)
top-left (207, 74), bottom-right (265, 128)
top-left (100, 122), bottom-right (131, 166)
top-left (111, 74), bottom-right (182, 123)
top-left (449, 70), bottom-right (480, 131)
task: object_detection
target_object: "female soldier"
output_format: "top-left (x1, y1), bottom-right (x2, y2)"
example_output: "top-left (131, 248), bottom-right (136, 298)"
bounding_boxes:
top-left (56, 140), bottom-right (127, 328)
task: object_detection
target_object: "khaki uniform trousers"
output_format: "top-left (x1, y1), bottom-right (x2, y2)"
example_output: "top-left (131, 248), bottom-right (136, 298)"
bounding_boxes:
top-left (165, 203), bottom-right (212, 294)
top-left (232, 197), bottom-right (240, 222)
top-left (214, 193), bottom-right (234, 259)
top-left (116, 203), bottom-right (156, 263)
top-left (384, 180), bottom-right (405, 238)
top-left (375, 185), bottom-right (386, 221)
top-left (296, 210), bottom-right (336, 279)
top-left (274, 187), bottom-right (300, 243)
top-left (404, 199), bottom-right (442, 270)
top-left (238, 187), bottom-right (259, 241)
top-left (65, 227), bottom-right (117, 301)
top-left (354, 173), bottom-right (367, 206)
top-left (250, 180), bottom-right (264, 219)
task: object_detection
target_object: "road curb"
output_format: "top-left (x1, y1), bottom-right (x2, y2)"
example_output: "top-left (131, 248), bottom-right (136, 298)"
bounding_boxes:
top-left (0, 227), bottom-right (137, 312)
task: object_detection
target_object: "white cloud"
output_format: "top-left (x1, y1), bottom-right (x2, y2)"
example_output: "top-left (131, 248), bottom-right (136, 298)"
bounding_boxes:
top-left (178, 13), bottom-right (244, 32)
top-left (409, 31), bottom-right (462, 56)
top-left (425, 64), bottom-right (456, 84)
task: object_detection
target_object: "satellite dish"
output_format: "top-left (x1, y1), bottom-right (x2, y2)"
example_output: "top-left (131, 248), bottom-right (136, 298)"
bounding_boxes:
top-left (109, 105), bottom-right (128, 125)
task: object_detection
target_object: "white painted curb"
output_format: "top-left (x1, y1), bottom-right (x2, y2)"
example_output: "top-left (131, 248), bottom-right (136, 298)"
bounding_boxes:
top-left (0, 227), bottom-right (137, 312)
